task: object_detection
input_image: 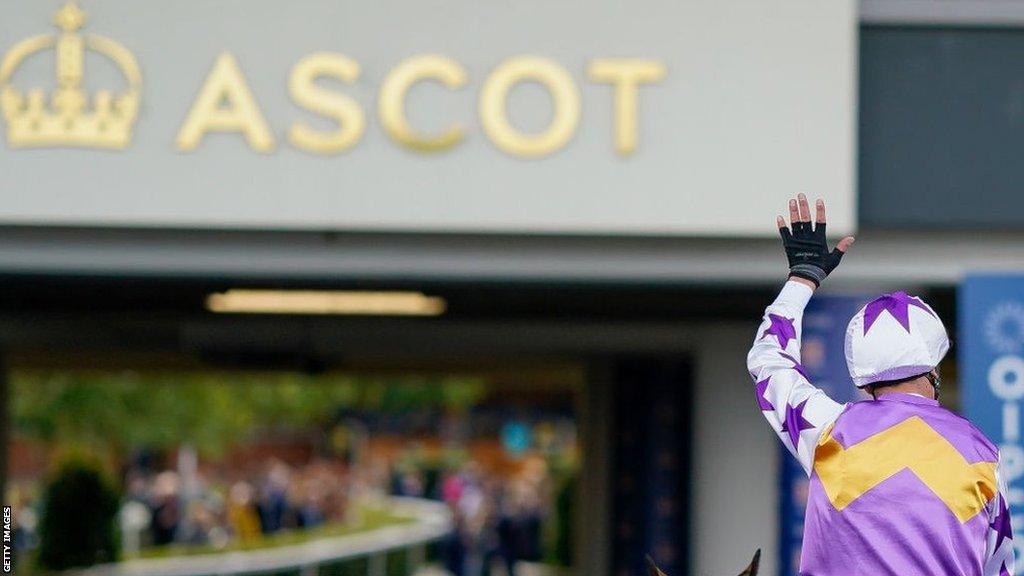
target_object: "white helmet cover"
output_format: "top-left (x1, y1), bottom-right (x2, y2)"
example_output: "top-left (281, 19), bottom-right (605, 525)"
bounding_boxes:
top-left (845, 291), bottom-right (950, 388)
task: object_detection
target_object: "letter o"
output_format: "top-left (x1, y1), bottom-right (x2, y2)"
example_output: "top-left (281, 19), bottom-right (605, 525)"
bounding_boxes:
top-left (479, 56), bottom-right (580, 158)
top-left (1000, 443), bottom-right (1024, 482)
top-left (989, 355), bottom-right (1024, 401)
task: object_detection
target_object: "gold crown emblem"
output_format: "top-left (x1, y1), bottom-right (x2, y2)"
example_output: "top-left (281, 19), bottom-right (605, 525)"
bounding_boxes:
top-left (0, 1), bottom-right (141, 149)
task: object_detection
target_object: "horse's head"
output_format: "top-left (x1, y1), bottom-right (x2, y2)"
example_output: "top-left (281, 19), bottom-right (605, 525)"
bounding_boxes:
top-left (645, 549), bottom-right (760, 576)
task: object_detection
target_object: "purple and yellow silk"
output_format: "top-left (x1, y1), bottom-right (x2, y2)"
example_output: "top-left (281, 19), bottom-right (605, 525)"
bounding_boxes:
top-left (803, 393), bottom-right (998, 575)
top-left (747, 281), bottom-right (1015, 576)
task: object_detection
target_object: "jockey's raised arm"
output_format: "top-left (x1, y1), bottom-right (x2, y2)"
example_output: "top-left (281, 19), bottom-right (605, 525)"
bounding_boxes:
top-left (748, 194), bottom-right (1014, 576)
top-left (747, 194), bottom-right (850, 473)
top-left (747, 279), bottom-right (843, 474)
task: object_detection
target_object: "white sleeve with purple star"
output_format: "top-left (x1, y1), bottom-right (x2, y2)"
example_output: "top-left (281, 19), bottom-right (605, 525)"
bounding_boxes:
top-left (984, 458), bottom-right (1016, 576)
top-left (747, 280), bottom-right (845, 475)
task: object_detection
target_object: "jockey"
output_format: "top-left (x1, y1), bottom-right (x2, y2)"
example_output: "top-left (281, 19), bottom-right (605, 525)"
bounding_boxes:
top-left (747, 194), bottom-right (1015, 575)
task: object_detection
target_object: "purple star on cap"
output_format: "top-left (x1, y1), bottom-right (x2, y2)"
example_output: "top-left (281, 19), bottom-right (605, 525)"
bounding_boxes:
top-left (761, 314), bottom-right (797, 349)
top-left (863, 291), bottom-right (934, 335)
top-left (779, 352), bottom-right (810, 380)
top-left (780, 399), bottom-right (814, 448)
top-left (991, 497), bottom-right (1013, 552)
top-left (755, 377), bottom-right (774, 411)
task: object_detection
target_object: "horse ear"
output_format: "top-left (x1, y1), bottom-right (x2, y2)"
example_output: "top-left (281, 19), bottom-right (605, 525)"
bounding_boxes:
top-left (644, 555), bottom-right (668, 576)
top-left (645, 548), bottom-right (760, 576)
top-left (737, 549), bottom-right (761, 576)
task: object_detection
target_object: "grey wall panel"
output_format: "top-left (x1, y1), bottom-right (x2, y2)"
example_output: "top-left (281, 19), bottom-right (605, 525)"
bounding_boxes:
top-left (0, 0), bottom-right (855, 237)
top-left (861, 0), bottom-right (1024, 26)
top-left (860, 26), bottom-right (1024, 228)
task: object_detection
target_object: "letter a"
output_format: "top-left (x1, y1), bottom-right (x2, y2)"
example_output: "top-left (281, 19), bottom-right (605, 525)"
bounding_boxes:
top-left (176, 52), bottom-right (275, 152)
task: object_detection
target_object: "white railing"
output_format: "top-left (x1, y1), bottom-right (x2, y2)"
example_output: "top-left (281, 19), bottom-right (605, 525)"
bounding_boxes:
top-left (71, 497), bottom-right (453, 576)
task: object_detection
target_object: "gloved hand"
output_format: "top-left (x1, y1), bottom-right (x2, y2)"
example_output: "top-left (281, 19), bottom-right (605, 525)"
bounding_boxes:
top-left (777, 194), bottom-right (855, 287)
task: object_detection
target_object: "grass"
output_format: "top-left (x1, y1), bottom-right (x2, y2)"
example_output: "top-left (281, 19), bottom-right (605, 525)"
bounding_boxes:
top-left (134, 504), bottom-right (415, 560)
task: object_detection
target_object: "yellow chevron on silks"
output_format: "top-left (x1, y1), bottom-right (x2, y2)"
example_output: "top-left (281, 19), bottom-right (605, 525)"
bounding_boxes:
top-left (814, 416), bottom-right (997, 523)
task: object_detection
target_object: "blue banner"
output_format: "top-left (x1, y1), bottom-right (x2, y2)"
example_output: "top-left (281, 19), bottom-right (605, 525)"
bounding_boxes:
top-left (778, 294), bottom-right (869, 576)
top-left (961, 275), bottom-right (1024, 569)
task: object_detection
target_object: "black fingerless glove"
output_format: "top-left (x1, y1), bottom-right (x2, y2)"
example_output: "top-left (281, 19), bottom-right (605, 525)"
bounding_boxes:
top-left (780, 221), bottom-right (844, 287)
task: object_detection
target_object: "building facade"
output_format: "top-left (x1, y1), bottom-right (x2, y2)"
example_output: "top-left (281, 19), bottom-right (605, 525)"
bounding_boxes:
top-left (3, 1), bottom-right (1024, 575)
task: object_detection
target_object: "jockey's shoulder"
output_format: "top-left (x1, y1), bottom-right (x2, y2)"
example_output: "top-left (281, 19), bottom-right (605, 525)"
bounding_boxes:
top-left (836, 397), bottom-right (999, 459)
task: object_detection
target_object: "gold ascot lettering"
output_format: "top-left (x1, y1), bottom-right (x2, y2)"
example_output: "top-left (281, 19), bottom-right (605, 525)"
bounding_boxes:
top-left (587, 59), bottom-right (666, 156)
top-left (288, 53), bottom-right (365, 154)
top-left (479, 56), bottom-right (580, 158)
top-left (0, 3), bottom-right (668, 158)
top-left (176, 52), bottom-right (275, 152)
top-left (171, 54), bottom-right (666, 157)
top-left (2, 5), bottom-right (669, 156)
top-left (379, 54), bottom-right (467, 152)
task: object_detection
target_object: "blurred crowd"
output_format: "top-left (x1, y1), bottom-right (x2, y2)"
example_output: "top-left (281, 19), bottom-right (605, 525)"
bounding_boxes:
top-left (433, 461), bottom-right (550, 576)
top-left (4, 456), bottom-right (357, 558)
top-left (7, 450), bottom-right (560, 576)
top-left (119, 457), bottom-right (352, 551)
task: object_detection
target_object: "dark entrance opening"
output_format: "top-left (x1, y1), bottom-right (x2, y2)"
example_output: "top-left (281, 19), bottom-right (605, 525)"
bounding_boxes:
top-left (0, 273), bottom-right (755, 575)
